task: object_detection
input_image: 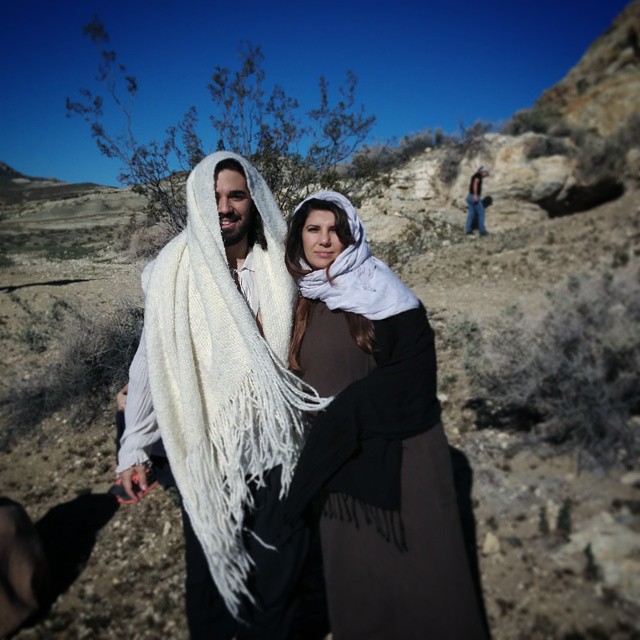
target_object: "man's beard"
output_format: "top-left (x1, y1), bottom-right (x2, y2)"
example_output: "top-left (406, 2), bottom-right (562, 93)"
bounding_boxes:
top-left (220, 212), bottom-right (252, 247)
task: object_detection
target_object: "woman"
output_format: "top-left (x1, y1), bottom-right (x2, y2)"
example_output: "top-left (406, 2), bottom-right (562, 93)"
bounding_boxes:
top-left (284, 191), bottom-right (488, 639)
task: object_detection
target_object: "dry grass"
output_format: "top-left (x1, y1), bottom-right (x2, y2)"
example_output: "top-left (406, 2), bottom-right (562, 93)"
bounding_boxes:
top-left (464, 264), bottom-right (640, 467)
top-left (575, 113), bottom-right (640, 181)
top-left (1, 300), bottom-right (143, 447)
top-left (118, 214), bottom-right (175, 260)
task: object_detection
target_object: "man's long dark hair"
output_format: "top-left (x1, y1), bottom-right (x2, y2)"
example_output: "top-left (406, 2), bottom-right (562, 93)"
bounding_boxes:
top-left (214, 158), bottom-right (267, 250)
top-left (284, 198), bottom-right (374, 374)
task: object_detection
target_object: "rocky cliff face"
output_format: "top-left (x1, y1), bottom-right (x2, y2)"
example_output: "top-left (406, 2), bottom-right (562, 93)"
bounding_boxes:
top-left (360, 130), bottom-right (625, 256)
top-left (536, 0), bottom-right (640, 136)
top-left (360, 134), bottom-right (561, 249)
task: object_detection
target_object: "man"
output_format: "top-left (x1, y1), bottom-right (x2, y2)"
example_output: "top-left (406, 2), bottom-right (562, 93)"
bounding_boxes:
top-left (116, 152), bottom-right (327, 639)
top-left (465, 167), bottom-right (490, 236)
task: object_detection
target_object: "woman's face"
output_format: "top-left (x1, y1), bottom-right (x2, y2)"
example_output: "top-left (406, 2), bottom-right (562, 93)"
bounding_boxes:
top-left (301, 209), bottom-right (346, 271)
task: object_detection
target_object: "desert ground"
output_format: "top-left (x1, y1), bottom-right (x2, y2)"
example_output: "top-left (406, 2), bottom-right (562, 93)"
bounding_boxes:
top-left (0, 177), bottom-right (638, 639)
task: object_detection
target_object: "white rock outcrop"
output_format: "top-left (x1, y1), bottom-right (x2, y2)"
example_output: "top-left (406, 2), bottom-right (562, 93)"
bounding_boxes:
top-left (557, 511), bottom-right (640, 607)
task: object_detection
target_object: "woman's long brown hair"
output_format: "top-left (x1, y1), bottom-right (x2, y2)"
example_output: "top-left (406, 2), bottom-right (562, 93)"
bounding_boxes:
top-left (285, 198), bottom-right (375, 374)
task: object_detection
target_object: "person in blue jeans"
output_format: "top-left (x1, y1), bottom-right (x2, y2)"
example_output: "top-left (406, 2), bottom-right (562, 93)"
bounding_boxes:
top-left (466, 167), bottom-right (490, 236)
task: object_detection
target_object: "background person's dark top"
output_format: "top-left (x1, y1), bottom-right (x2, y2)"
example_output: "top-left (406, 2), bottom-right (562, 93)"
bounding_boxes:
top-left (469, 171), bottom-right (484, 195)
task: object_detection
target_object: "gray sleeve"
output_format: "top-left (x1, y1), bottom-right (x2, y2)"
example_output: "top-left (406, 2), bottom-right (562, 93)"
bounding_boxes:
top-left (116, 325), bottom-right (161, 472)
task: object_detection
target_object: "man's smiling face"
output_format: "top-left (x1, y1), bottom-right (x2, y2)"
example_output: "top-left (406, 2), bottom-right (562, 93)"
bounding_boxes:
top-left (214, 169), bottom-right (254, 247)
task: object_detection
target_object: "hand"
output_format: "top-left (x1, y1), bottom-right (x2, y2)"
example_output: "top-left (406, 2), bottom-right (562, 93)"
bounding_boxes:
top-left (119, 464), bottom-right (149, 503)
top-left (116, 383), bottom-right (128, 412)
top-left (474, 194), bottom-right (479, 203)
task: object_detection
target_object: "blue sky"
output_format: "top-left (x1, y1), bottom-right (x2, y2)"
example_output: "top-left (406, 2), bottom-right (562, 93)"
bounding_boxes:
top-left (0, 0), bottom-right (631, 186)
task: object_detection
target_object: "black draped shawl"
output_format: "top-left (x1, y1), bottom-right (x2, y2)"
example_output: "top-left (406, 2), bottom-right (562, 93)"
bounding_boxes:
top-left (284, 304), bottom-right (441, 522)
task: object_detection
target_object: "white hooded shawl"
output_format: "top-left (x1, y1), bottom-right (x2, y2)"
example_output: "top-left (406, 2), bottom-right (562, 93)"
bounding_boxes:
top-left (142, 152), bottom-right (328, 615)
top-left (294, 190), bottom-right (419, 320)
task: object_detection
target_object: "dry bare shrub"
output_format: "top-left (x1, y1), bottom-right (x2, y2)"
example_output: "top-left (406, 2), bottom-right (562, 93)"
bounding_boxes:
top-left (465, 266), bottom-right (640, 467)
top-left (525, 136), bottom-right (572, 160)
top-left (1, 301), bottom-right (143, 447)
top-left (69, 24), bottom-right (378, 228)
top-left (506, 109), bottom-right (639, 185)
top-left (439, 145), bottom-right (466, 185)
top-left (126, 221), bottom-right (175, 260)
top-left (439, 123), bottom-right (493, 185)
top-left (116, 213), bottom-right (176, 260)
top-left (502, 105), bottom-right (564, 136)
top-left (575, 113), bottom-right (640, 181)
top-left (353, 121), bottom-right (494, 178)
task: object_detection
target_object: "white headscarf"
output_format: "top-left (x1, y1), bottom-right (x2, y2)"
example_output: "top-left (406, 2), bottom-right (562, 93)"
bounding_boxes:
top-left (143, 152), bottom-right (329, 616)
top-left (293, 190), bottom-right (420, 320)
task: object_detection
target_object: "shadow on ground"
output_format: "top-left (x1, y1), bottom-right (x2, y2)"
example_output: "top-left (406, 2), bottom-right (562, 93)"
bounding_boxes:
top-left (451, 445), bottom-right (492, 638)
top-left (0, 278), bottom-right (96, 293)
top-left (35, 493), bottom-right (119, 608)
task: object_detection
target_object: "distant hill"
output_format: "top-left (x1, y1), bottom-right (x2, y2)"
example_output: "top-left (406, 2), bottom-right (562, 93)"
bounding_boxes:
top-left (0, 161), bottom-right (61, 184)
top-left (0, 161), bottom-right (104, 207)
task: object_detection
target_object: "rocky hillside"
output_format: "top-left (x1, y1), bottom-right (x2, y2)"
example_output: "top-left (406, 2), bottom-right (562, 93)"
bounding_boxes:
top-left (0, 163), bottom-right (146, 268)
top-left (359, 128), bottom-right (633, 269)
top-left (0, 162), bottom-right (109, 208)
top-left (536, 0), bottom-right (640, 136)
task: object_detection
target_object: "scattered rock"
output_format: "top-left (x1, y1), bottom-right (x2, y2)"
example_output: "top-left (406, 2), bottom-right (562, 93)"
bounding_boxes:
top-left (621, 471), bottom-right (640, 486)
top-left (546, 500), bottom-right (560, 531)
top-left (559, 511), bottom-right (640, 606)
top-left (483, 532), bottom-right (501, 555)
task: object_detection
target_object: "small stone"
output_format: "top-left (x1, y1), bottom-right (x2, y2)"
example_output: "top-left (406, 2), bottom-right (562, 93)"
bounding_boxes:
top-left (546, 500), bottom-right (560, 531)
top-left (483, 532), bottom-right (501, 555)
top-left (560, 511), bottom-right (640, 606)
top-left (162, 521), bottom-right (171, 537)
top-left (621, 472), bottom-right (640, 486)
top-left (616, 511), bottom-right (636, 527)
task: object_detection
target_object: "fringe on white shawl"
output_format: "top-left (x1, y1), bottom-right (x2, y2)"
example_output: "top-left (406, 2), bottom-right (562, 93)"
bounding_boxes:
top-left (143, 152), bottom-right (331, 617)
